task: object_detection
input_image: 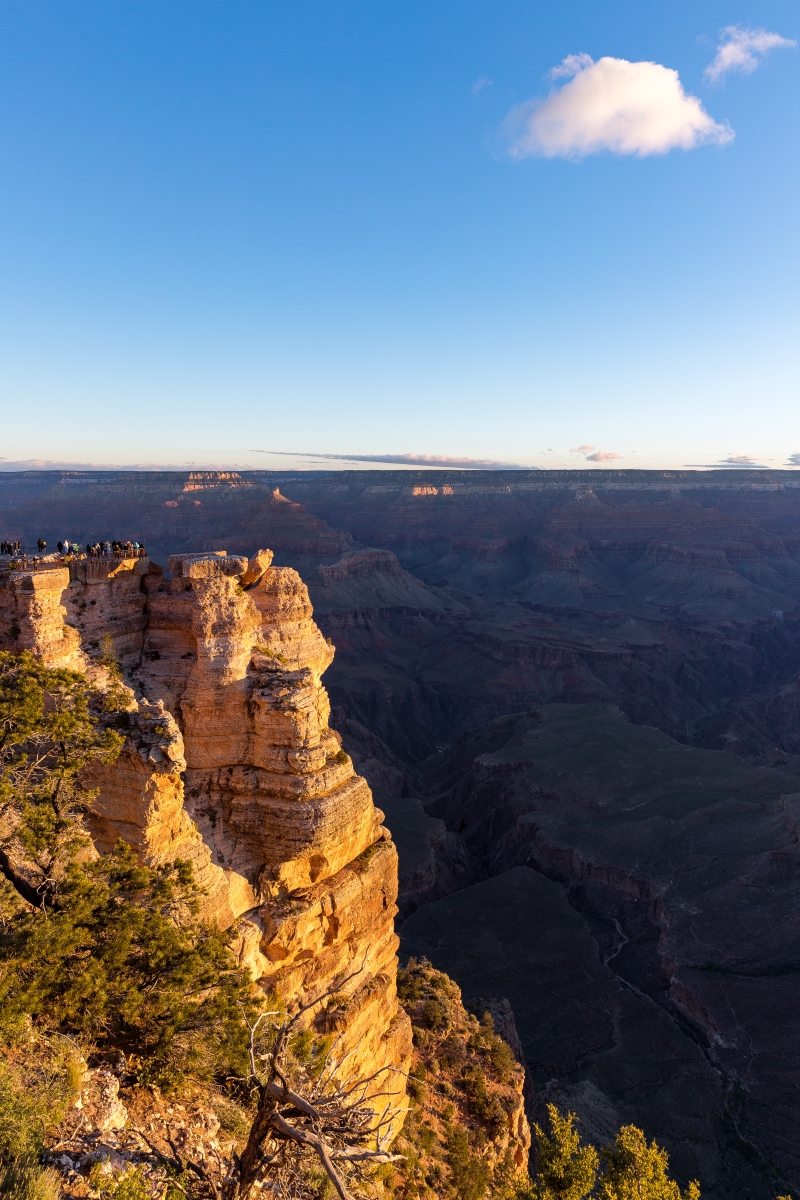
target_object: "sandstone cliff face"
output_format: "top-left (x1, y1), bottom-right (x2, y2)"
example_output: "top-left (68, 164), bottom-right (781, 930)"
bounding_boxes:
top-left (0, 566), bottom-right (81, 667)
top-left (136, 551), bottom-right (381, 899)
top-left (85, 698), bottom-right (236, 928)
top-left (1, 550), bottom-right (411, 1130)
top-left (63, 557), bottom-right (150, 667)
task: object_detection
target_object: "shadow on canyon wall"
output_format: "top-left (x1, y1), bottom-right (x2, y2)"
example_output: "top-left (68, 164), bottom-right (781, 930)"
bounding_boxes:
top-left (4, 466), bottom-right (800, 1198)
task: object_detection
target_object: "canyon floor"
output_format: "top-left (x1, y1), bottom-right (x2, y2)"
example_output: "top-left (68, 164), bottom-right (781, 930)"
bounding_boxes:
top-left (4, 466), bottom-right (800, 1198)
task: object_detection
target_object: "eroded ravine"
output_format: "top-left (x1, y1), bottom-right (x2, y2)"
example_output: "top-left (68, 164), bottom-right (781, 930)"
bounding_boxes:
top-left (385, 703), bottom-right (800, 1199)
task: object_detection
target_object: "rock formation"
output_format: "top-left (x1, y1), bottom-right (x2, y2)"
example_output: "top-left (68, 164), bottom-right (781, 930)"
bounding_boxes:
top-left (389, 958), bottom-right (530, 1195)
top-left (0, 549), bottom-right (412, 1131)
top-left (0, 565), bottom-right (81, 667)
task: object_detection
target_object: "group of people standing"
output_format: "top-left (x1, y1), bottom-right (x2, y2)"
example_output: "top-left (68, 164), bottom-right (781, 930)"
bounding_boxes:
top-left (57, 539), bottom-right (147, 558)
top-left (1, 538), bottom-right (147, 563)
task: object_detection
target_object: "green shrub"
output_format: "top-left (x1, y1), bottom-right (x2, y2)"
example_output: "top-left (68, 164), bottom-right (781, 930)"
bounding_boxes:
top-left (421, 997), bottom-right (447, 1031)
top-left (0, 650), bottom-right (124, 911)
top-left (0, 1065), bottom-right (46, 1162)
top-left (89, 1164), bottom-right (151, 1200)
top-left (446, 1124), bottom-right (491, 1200)
top-left (0, 1158), bottom-right (60, 1200)
top-left (408, 1063), bottom-right (428, 1104)
top-left (396, 965), bottom-right (424, 1004)
top-left (490, 1034), bottom-right (516, 1083)
top-left (0, 845), bottom-right (253, 1087)
top-left (461, 1065), bottom-right (506, 1136)
top-left (439, 1035), bottom-right (465, 1069)
top-left (0, 1035), bottom-right (83, 1161)
top-left (530, 1106), bottom-right (701, 1200)
top-left (598, 1124), bottom-right (700, 1200)
top-left (97, 634), bottom-right (130, 713)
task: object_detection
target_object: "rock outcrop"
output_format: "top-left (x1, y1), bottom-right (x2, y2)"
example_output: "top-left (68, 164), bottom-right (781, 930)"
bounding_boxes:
top-left (0, 565), bottom-right (81, 667)
top-left (85, 697), bottom-right (236, 927)
top-left (1, 550), bottom-right (411, 1131)
top-left (63, 557), bottom-right (150, 667)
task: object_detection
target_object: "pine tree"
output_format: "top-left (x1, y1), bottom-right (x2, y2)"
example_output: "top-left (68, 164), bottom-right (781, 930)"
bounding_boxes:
top-left (0, 650), bottom-right (253, 1086)
top-left (598, 1125), bottom-right (700, 1200)
top-left (0, 649), bottom-right (123, 908)
top-left (530, 1107), bottom-right (701, 1200)
top-left (531, 1105), bottom-right (599, 1200)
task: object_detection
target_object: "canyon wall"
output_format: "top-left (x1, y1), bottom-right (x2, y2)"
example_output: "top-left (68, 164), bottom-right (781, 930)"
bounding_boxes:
top-left (6, 468), bottom-right (800, 766)
top-left (1, 551), bottom-right (411, 1130)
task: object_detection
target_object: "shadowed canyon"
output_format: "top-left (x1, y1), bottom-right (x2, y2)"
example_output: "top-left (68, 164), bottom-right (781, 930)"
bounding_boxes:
top-left (4, 467), bottom-right (800, 1199)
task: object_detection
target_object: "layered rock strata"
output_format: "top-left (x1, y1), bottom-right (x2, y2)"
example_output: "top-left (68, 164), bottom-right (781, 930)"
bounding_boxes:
top-left (85, 698), bottom-right (236, 927)
top-left (0, 565), bottom-right (81, 667)
top-left (63, 556), bottom-right (150, 668)
top-left (402, 704), bottom-right (800, 1198)
top-left (1, 550), bottom-right (411, 1127)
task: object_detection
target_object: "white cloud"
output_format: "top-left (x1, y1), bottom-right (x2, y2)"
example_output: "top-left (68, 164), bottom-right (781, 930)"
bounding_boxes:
top-left (705, 26), bottom-right (796, 83)
top-left (505, 55), bottom-right (733, 159)
top-left (549, 53), bottom-right (594, 80)
top-left (586, 450), bottom-right (622, 462)
top-left (785, 453), bottom-right (800, 467)
top-left (471, 77), bottom-right (493, 95)
top-left (570, 443), bottom-right (596, 453)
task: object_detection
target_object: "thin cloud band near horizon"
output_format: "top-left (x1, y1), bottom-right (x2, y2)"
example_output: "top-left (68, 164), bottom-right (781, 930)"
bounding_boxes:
top-left (251, 450), bottom-right (539, 469)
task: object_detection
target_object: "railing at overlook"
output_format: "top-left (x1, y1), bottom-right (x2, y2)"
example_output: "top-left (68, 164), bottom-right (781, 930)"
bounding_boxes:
top-left (0, 547), bottom-right (149, 573)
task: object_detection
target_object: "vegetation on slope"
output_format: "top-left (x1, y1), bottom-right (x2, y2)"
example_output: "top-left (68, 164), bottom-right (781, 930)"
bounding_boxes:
top-left (387, 960), bottom-right (709, 1200)
top-left (388, 958), bottom-right (528, 1200)
top-left (529, 1106), bottom-right (700, 1200)
top-left (0, 651), bottom-right (253, 1087)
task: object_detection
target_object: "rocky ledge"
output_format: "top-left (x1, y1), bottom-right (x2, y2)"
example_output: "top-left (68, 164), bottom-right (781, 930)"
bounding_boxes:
top-left (1, 548), bottom-right (416, 1137)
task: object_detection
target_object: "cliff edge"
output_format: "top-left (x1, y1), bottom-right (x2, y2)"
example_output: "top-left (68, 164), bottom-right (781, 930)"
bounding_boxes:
top-left (0, 550), bottom-right (412, 1133)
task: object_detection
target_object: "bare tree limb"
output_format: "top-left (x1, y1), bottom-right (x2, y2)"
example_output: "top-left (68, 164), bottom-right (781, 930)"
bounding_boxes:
top-left (321, 1063), bottom-right (406, 1105)
top-left (165, 966), bottom-right (408, 1200)
top-left (332, 1149), bottom-right (405, 1164)
top-left (0, 844), bottom-right (51, 909)
top-left (268, 1112), bottom-right (354, 1200)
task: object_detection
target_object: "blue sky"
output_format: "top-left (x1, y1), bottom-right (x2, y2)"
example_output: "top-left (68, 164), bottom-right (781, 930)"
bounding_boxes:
top-left (0, 1), bottom-right (798, 471)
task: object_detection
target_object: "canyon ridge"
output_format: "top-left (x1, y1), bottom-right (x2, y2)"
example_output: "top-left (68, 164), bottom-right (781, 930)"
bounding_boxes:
top-left (4, 466), bottom-right (800, 1199)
